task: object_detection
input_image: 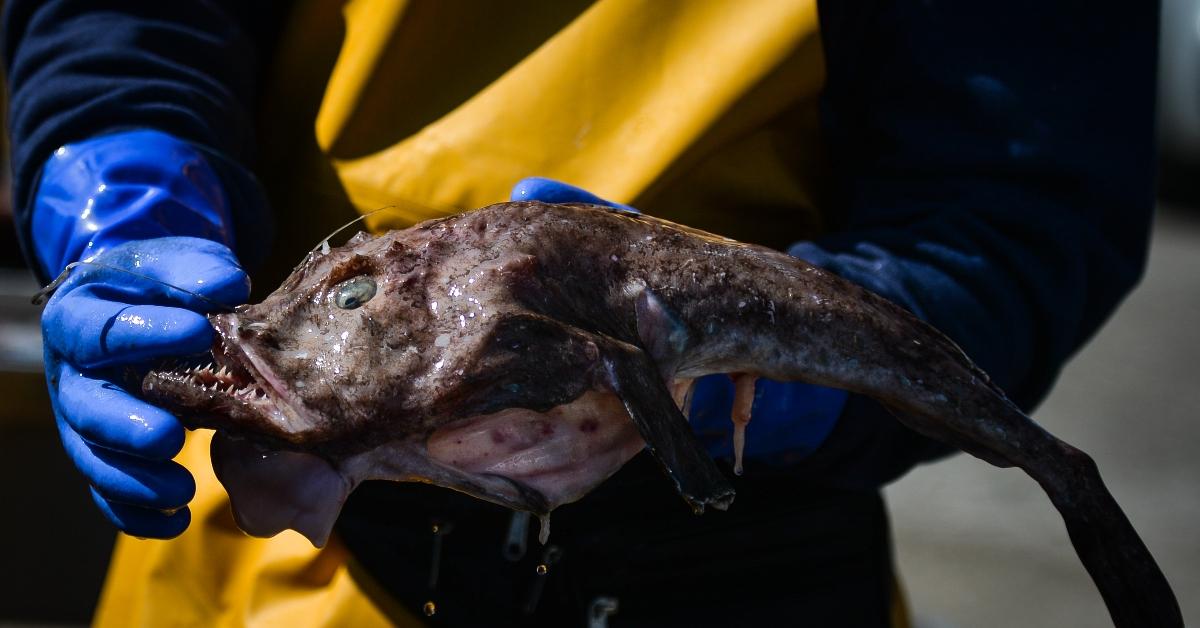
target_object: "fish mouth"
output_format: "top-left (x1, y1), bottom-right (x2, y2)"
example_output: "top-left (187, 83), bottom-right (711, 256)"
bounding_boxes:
top-left (141, 316), bottom-right (322, 446)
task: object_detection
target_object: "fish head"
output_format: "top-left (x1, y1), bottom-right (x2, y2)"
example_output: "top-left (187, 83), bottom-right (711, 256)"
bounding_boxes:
top-left (145, 230), bottom-right (433, 451)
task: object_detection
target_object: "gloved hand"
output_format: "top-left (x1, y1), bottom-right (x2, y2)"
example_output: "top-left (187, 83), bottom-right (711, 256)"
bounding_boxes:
top-left (510, 177), bottom-right (848, 466)
top-left (34, 130), bottom-right (250, 538)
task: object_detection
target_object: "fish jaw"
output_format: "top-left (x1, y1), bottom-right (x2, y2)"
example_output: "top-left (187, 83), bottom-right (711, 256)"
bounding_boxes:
top-left (142, 313), bottom-right (325, 447)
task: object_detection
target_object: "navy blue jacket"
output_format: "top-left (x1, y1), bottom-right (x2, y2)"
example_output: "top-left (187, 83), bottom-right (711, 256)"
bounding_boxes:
top-left (3, 1), bottom-right (1160, 489)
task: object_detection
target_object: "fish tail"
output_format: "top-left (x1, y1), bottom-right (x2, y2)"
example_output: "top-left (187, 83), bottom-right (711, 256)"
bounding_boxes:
top-left (1036, 446), bottom-right (1181, 628)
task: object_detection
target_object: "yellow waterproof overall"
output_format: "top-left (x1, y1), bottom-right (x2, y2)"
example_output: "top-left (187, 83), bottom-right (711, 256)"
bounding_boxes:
top-left (94, 1), bottom-right (904, 625)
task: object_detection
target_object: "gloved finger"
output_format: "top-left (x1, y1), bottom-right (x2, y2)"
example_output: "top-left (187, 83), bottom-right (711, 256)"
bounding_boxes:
top-left (688, 375), bottom-right (848, 461)
top-left (57, 413), bottom-right (196, 510)
top-left (89, 487), bottom-right (191, 539)
top-left (68, 237), bottom-right (250, 312)
top-left (509, 177), bottom-right (640, 213)
top-left (689, 374), bottom-right (736, 454)
top-left (143, 238), bottom-right (251, 308)
top-left (55, 362), bottom-right (185, 460)
top-left (43, 297), bottom-right (212, 368)
top-left (745, 379), bottom-right (846, 460)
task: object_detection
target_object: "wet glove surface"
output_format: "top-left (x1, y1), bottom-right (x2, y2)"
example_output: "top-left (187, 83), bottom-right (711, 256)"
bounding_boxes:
top-left (34, 130), bottom-right (250, 538)
top-left (509, 177), bottom-right (847, 466)
top-left (42, 238), bottom-right (249, 537)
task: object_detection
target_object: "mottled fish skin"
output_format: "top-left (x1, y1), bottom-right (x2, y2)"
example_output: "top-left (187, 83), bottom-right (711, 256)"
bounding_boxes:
top-left (143, 202), bottom-right (1179, 627)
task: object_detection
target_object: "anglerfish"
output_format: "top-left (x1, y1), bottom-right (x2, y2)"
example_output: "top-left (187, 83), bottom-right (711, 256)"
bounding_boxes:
top-left (142, 202), bottom-right (1180, 628)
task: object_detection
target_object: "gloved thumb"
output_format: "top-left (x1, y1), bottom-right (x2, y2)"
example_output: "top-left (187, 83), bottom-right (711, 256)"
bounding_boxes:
top-left (510, 177), bottom-right (639, 213)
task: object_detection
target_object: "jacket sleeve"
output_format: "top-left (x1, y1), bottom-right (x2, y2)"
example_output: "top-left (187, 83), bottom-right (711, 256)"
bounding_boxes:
top-left (3, 0), bottom-right (288, 278)
top-left (795, 0), bottom-right (1159, 488)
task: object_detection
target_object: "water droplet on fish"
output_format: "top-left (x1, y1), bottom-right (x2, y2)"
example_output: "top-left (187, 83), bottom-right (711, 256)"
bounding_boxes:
top-left (423, 601), bottom-right (436, 616)
top-left (320, 240), bottom-right (330, 255)
top-left (536, 564), bottom-right (548, 575)
top-left (538, 514), bottom-right (551, 544)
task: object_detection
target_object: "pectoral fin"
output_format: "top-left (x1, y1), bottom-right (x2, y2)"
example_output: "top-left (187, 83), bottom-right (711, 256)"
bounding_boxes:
top-left (635, 288), bottom-right (692, 379)
top-left (602, 342), bottom-right (735, 513)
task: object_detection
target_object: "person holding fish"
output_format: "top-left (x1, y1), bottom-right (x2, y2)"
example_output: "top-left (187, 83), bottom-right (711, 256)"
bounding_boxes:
top-left (4, 1), bottom-right (1161, 626)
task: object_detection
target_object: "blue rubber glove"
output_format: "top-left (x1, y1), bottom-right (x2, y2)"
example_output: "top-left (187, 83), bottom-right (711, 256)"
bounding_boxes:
top-left (510, 177), bottom-right (848, 466)
top-left (35, 130), bottom-right (251, 538)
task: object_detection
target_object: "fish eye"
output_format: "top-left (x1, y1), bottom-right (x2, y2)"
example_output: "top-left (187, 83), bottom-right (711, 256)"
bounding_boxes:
top-left (333, 276), bottom-right (377, 309)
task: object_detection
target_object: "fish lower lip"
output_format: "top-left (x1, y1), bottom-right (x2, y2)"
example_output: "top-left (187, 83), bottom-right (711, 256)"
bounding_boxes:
top-left (212, 319), bottom-right (325, 435)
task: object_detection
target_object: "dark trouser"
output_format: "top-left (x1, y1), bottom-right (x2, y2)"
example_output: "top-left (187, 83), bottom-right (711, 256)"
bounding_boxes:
top-left (336, 452), bottom-right (895, 627)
